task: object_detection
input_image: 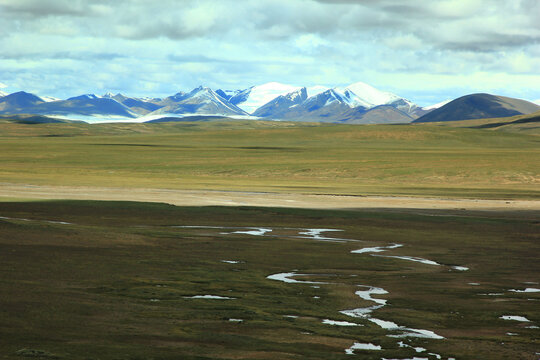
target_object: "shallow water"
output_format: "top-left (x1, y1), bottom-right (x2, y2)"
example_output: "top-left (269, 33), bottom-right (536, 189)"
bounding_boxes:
top-left (184, 295), bottom-right (235, 300)
top-left (373, 254), bottom-right (441, 266)
top-left (351, 243), bottom-right (403, 254)
top-left (322, 319), bottom-right (361, 326)
top-left (230, 228), bottom-right (273, 236)
top-left (266, 272), bottom-right (328, 284)
top-left (509, 287), bottom-right (540, 293)
top-left (500, 315), bottom-right (531, 322)
top-left (345, 342), bottom-right (382, 354)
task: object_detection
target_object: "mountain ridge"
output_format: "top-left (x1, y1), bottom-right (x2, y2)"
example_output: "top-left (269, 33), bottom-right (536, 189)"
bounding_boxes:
top-left (414, 93), bottom-right (540, 123)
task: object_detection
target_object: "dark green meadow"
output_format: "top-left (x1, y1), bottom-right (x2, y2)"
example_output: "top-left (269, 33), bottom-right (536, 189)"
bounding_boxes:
top-left (0, 201), bottom-right (538, 359)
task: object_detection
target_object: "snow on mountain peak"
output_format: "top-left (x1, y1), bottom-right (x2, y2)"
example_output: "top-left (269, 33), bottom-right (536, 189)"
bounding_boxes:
top-left (346, 81), bottom-right (401, 107)
top-left (423, 99), bottom-right (452, 110)
top-left (68, 94), bottom-right (101, 101)
top-left (306, 85), bottom-right (329, 97)
top-left (39, 95), bottom-right (60, 102)
top-left (233, 82), bottom-right (300, 114)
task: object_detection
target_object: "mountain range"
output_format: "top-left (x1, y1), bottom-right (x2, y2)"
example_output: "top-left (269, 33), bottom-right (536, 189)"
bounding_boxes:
top-left (0, 82), bottom-right (538, 124)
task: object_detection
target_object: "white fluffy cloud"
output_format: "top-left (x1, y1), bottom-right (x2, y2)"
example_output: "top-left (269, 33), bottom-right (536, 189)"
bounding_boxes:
top-left (0, 0), bottom-right (538, 105)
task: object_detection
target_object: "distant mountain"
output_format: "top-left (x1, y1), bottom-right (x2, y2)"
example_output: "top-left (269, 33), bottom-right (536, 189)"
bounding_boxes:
top-left (414, 94), bottom-right (540, 123)
top-left (215, 89), bottom-right (240, 101)
top-left (229, 82), bottom-right (301, 114)
top-left (150, 86), bottom-right (248, 116)
top-left (251, 86), bottom-right (415, 124)
top-left (103, 93), bottom-right (162, 115)
top-left (345, 81), bottom-right (422, 118)
top-left (252, 88), bottom-right (308, 118)
top-left (0, 92), bottom-right (137, 118)
top-left (0, 91), bottom-right (46, 113)
top-left (0, 114), bottom-right (80, 124)
top-left (0, 90), bottom-right (8, 97)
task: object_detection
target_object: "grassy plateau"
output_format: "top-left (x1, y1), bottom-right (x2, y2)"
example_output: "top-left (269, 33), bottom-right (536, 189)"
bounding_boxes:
top-left (0, 120), bottom-right (538, 359)
top-left (0, 120), bottom-right (538, 199)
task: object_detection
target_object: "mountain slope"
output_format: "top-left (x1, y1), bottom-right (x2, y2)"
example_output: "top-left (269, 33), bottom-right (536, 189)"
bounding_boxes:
top-left (0, 93), bottom-right (137, 118)
top-left (150, 87), bottom-right (248, 116)
top-left (0, 91), bottom-right (46, 113)
top-left (414, 93), bottom-right (540, 123)
top-left (252, 87), bottom-right (413, 123)
top-left (252, 88), bottom-right (308, 118)
top-left (103, 93), bottom-right (162, 115)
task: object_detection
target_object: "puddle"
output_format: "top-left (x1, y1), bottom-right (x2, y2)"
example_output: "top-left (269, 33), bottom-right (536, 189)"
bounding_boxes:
top-left (0, 216), bottom-right (72, 225)
top-left (267, 272), bottom-right (329, 284)
top-left (351, 243), bottom-right (403, 254)
top-left (451, 266), bottom-right (469, 271)
top-left (373, 255), bottom-right (441, 266)
top-left (297, 228), bottom-right (352, 242)
top-left (398, 341), bottom-right (426, 353)
top-left (509, 288), bottom-right (540, 293)
top-left (230, 228), bottom-right (272, 236)
top-left (345, 342), bottom-right (382, 354)
top-left (322, 319), bottom-right (361, 326)
top-left (479, 293), bottom-right (504, 296)
top-left (184, 295), bottom-right (235, 300)
top-left (355, 286), bottom-right (388, 305)
top-left (221, 260), bottom-right (242, 264)
top-left (500, 315), bottom-right (531, 322)
top-left (228, 318), bottom-right (243, 322)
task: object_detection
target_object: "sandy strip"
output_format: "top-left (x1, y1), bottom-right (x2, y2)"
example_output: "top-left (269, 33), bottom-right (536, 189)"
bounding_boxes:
top-left (0, 183), bottom-right (539, 212)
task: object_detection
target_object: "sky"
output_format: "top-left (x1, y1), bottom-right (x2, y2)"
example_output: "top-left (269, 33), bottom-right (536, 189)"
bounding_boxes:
top-left (0, 0), bottom-right (539, 106)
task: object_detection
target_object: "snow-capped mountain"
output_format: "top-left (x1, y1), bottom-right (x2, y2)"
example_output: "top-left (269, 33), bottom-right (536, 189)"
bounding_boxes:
top-left (0, 91), bottom-right (137, 119)
top-left (252, 87), bottom-right (308, 118)
top-left (150, 86), bottom-right (248, 116)
top-left (249, 84), bottom-right (420, 124)
top-left (229, 82), bottom-right (302, 114)
top-left (345, 81), bottom-right (422, 117)
top-left (0, 82), bottom-right (477, 124)
top-left (346, 82), bottom-right (401, 106)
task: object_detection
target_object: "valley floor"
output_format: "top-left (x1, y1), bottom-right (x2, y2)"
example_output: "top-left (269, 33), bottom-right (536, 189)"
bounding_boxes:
top-left (0, 200), bottom-right (538, 359)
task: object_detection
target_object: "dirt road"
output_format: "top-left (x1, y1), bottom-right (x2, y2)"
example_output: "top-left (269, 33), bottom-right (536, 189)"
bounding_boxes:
top-left (1, 183), bottom-right (539, 214)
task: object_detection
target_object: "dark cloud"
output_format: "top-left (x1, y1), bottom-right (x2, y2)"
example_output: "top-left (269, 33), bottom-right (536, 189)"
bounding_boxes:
top-left (0, 0), bottom-right (107, 17)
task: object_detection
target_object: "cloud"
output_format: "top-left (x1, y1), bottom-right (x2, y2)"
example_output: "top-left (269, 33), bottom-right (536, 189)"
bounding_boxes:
top-left (0, 0), bottom-right (538, 104)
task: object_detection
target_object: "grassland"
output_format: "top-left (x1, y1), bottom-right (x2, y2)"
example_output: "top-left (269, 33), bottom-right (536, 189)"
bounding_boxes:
top-left (0, 120), bottom-right (539, 199)
top-left (0, 200), bottom-right (538, 359)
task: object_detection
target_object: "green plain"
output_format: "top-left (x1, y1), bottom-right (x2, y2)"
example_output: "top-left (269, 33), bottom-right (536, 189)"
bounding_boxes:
top-left (0, 120), bottom-right (539, 199)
